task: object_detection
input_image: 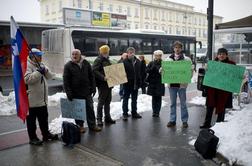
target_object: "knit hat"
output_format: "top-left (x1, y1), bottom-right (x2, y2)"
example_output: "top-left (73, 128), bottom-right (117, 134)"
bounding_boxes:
top-left (29, 48), bottom-right (44, 57)
top-left (99, 45), bottom-right (110, 55)
top-left (217, 48), bottom-right (228, 55)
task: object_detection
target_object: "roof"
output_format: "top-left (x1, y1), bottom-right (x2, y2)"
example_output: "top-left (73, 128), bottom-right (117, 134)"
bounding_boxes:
top-left (215, 15), bottom-right (252, 29)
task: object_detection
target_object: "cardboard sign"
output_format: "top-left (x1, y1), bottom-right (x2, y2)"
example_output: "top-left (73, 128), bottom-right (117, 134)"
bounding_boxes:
top-left (161, 60), bottom-right (192, 83)
top-left (104, 63), bottom-right (128, 87)
top-left (60, 98), bottom-right (86, 121)
top-left (203, 61), bottom-right (245, 93)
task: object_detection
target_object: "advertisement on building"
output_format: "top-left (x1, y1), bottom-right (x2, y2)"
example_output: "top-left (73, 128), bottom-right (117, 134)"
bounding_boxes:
top-left (111, 14), bottom-right (127, 28)
top-left (92, 12), bottom-right (110, 27)
top-left (63, 8), bottom-right (91, 26)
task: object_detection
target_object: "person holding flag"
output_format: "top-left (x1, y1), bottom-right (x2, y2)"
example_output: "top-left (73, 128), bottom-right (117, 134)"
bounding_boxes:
top-left (24, 48), bottom-right (58, 145)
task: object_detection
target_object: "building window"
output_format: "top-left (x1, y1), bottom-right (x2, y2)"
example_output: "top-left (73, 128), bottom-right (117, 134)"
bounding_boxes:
top-left (154, 25), bottom-right (157, 30)
top-left (77, 0), bottom-right (82, 8)
top-left (59, 1), bottom-right (62, 12)
top-left (135, 24), bottom-right (138, 29)
top-left (176, 13), bottom-right (180, 23)
top-left (109, 4), bottom-right (113, 12)
top-left (127, 7), bottom-right (131, 17)
top-left (72, 0), bottom-right (75, 7)
top-left (145, 24), bottom-right (149, 29)
top-left (45, 5), bottom-right (49, 15)
top-left (145, 8), bottom-right (149, 18)
top-left (154, 9), bottom-right (157, 20)
top-left (162, 11), bottom-right (165, 21)
top-left (127, 23), bottom-right (131, 29)
top-left (118, 5), bottom-right (122, 13)
top-left (162, 26), bottom-right (165, 31)
top-left (99, 3), bottom-right (104, 11)
top-left (135, 8), bottom-right (139, 17)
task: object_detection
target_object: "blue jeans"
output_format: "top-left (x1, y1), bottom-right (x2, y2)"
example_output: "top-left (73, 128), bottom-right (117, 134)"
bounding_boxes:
top-left (169, 87), bottom-right (188, 123)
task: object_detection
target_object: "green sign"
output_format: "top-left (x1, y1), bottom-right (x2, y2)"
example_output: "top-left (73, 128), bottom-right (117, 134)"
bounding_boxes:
top-left (203, 61), bottom-right (245, 93)
top-left (161, 60), bottom-right (192, 83)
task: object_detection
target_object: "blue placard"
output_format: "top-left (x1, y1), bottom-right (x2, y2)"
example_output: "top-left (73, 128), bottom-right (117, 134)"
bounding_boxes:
top-left (60, 98), bottom-right (86, 121)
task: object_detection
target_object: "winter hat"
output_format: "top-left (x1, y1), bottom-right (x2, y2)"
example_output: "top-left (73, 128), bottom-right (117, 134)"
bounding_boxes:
top-left (217, 48), bottom-right (228, 55)
top-left (29, 48), bottom-right (44, 57)
top-left (99, 45), bottom-right (110, 55)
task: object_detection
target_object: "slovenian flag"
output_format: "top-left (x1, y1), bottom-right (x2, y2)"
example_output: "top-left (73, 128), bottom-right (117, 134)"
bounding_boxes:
top-left (10, 16), bottom-right (29, 122)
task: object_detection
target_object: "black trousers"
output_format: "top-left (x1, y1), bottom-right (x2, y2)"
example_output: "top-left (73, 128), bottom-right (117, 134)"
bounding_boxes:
top-left (152, 96), bottom-right (162, 115)
top-left (97, 87), bottom-right (112, 120)
top-left (26, 106), bottom-right (49, 140)
top-left (122, 85), bottom-right (138, 115)
top-left (204, 106), bottom-right (225, 126)
top-left (75, 95), bottom-right (96, 129)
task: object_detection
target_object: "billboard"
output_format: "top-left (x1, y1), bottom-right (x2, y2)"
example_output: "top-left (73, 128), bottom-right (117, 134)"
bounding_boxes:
top-left (111, 14), bottom-right (127, 28)
top-left (63, 8), bottom-right (91, 26)
top-left (92, 11), bottom-right (110, 27)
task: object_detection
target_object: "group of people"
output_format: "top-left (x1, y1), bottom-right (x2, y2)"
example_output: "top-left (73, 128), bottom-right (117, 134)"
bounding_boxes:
top-left (24, 40), bottom-right (234, 146)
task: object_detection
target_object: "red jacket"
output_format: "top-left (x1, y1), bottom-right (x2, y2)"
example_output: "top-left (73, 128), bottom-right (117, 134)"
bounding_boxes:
top-left (206, 58), bottom-right (236, 114)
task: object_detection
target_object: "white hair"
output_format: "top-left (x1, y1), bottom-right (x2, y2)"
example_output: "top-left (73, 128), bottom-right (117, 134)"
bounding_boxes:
top-left (153, 50), bottom-right (164, 56)
top-left (72, 49), bottom-right (81, 55)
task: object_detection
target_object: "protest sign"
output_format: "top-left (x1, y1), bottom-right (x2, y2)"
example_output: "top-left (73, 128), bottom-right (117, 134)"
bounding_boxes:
top-left (104, 63), bottom-right (128, 87)
top-left (60, 98), bottom-right (86, 121)
top-left (203, 61), bottom-right (245, 93)
top-left (162, 60), bottom-right (192, 83)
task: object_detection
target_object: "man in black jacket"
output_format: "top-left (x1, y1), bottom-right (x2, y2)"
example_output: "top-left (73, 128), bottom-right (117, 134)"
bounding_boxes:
top-left (63, 49), bottom-right (101, 133)
top-left (122, 47), bottom-right (142, 120)
top-left (92, 45), bottom-right (116, 126)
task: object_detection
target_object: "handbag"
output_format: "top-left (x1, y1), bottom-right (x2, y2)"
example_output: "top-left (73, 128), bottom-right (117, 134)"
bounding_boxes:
top-left (61, 121), bottom-right (81, 146)
top-left (194, 129), bottom-right (219, 159)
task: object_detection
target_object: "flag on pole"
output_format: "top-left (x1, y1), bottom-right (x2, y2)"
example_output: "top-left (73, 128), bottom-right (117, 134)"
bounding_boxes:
top-left (10, 16), bottom-right (29, 122)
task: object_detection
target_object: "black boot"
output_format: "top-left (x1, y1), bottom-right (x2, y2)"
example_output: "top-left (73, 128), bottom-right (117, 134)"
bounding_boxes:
top-left (105, 117), bottom-right (116, 124)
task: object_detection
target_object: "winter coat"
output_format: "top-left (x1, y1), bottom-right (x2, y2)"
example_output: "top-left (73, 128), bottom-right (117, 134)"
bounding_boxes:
top-left (206, 57), bottom-right (236, 113)
top-left (165, 54), bottom-right (193, 88)
top-left (63, 59), bottom-right (96, 99)
top-left (123, 56), bottom-right (142, 89)
top-left (92, 55), bottom-right (111, 88)
top-left (24, 58), bottom-right (54, 108)
top-left (146, 60), bottom-right (165, 96)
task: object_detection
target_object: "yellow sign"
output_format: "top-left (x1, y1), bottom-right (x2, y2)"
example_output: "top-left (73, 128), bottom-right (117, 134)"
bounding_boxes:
top-left (104, 63), bottom-right (128, 88)
top-left (92, 12), bottom-right (110, 27)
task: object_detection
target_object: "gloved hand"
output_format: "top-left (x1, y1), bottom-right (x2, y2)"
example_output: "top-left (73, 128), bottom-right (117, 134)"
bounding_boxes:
top-left (37, 67), bottom-right (46, 75)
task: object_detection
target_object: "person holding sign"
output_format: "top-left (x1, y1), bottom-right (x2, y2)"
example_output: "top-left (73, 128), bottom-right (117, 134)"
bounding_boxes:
top-left (200, 48), bottom-right (235, 129)
top-left (146, 50), bottom-right (165, 117)
top-left (24, 48), bottom-right (58, 145)
top-left (165, 41), bottom-right (192, 128)
top-left (122, 47), bottom-right (142, 120)
top-left (63, 49), bottom-right (101, 133)
top-left (92, 45), bottom-right (116, 126)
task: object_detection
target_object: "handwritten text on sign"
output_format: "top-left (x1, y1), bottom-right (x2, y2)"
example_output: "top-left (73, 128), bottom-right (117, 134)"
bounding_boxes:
top-left (203, 61), bottom-right (245, 93)
top-left (104, 63), bottom-right (128, 87)
top-left (60, 98), bottom-right (86, 121)
top-left (161, 60), bottom-right (192, 83)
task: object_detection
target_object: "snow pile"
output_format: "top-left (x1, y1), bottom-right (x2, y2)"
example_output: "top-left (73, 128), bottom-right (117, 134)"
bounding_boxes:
top-left (0, 92), bottom-right (16, 115)
top-left (49, 115), bottom-right (75, 134)
top-left (211, 107), bottom-right (252, 166)
top-left (189, 96), bottom-right (206, 106)
top-left (48, 92), bottom-right (66, 107)
top-left (191, 71), bottom-right (198, 83)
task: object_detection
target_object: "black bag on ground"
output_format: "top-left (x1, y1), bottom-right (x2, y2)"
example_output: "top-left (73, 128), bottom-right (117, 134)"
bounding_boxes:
top-left (194, 129), bottom-right (219, 159)
top-left (61, 121), bottom-right (81, 146)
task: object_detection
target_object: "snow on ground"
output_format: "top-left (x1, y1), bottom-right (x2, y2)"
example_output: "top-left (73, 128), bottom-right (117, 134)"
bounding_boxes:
top-left (0, 92), bottom-right (16, 116)
top-left (188, 95), bottom-right (252, 166)
top-left (189, 96), bottom-right (206, 106)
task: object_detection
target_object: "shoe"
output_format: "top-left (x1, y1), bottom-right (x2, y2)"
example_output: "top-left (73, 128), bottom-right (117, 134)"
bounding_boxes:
top-left (132, 113), bottom-right (142, 119)
top-left (122, 114), bottom-right (128, 121)
top-left (90, 126), bottom-right (102, 132)
top-left (167, 121), bottom-right (176, 127)
top-left (152, 113), bottom-right (159, 117)
top-left (182, 122), bottom-right (188, 128)
top-left (105, 118), bottom-right (116, 124)
top-left (43, 133), bottom-right (58, 141)
top-left (199, 124), bottom-right (211, 129)
top-left (80, 126), bottom-right (86, 133)
top-left (29, 138), bottom-right (43, 145)
top-left (97, 119), bottom-right (103, 126)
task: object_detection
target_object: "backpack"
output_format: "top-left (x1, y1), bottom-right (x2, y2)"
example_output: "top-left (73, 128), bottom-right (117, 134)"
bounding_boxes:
top-left (61, 121), bottom-right (81, 146)
top-left (194, 129), bottom-right (219, 159)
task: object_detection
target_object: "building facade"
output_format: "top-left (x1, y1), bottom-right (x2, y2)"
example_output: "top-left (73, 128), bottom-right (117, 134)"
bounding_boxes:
top-left (39, 0), bottom-right (223, 44)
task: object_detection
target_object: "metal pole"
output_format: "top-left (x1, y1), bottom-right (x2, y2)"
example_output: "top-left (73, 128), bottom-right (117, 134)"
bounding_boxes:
top-left (207, 0), bottom-right (214, 60)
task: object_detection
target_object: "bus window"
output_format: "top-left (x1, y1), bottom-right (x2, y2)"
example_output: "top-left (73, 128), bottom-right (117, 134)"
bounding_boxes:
top-left (108, 38), bottom-right (119, 55)
top-left (129, 39), bottom-right (142, 54)
top-left (142, 39), bottom-right (152, 54)
top-left (83, 37), bottom-right (108, 57)
top-left (160, 39), bottom-right (173, 54)
top-left (119, 39), bottom-right (128, 54)
top-left (152, 39), bottom-right (160, 52)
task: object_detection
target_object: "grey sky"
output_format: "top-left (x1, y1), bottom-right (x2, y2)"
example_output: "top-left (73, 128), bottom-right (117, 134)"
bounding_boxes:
top-left (0, 0), bottom-right (251, 22)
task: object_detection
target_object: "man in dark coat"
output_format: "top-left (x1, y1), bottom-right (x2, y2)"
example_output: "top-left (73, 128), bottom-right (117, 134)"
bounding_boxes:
top-left (63, 49), bottom-right (101, 133)
top-left (200, 48), bottom-right (235, 128)
top-left (146, 50), bottom-right (165, 117)
top-left (92, 45), bottom-right (116, 126)
top-left (122, 47), bottom-right (142, 120)
top-left (139, 55), bottom-right (147, 94)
